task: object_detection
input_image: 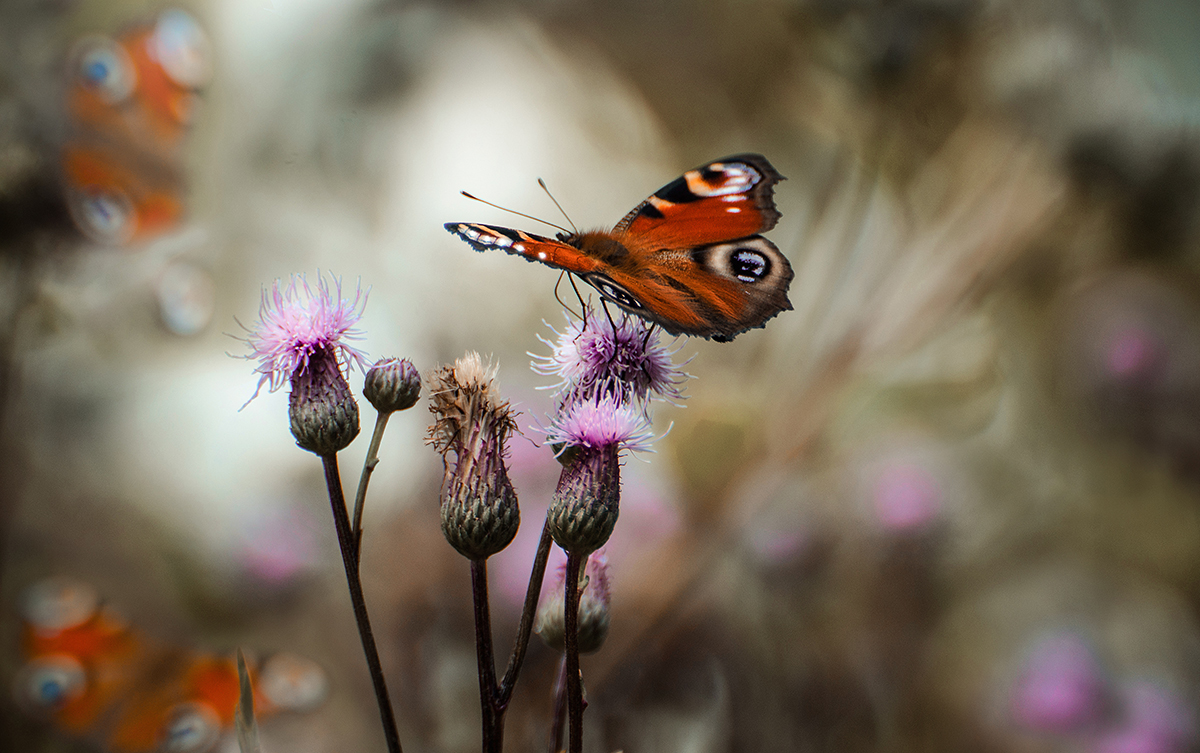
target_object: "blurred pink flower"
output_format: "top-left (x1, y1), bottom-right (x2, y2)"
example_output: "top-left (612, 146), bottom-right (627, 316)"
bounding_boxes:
top-left (1010, 632), bottom-right (1107, 733)
top-left (1090, 680), bottom-right (1195, 753)
top-left (873, 461), bottom-right (942, 533)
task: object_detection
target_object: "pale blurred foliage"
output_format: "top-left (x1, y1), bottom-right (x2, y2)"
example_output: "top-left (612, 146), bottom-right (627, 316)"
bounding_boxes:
top-left (3, 0), bottom-right (1200, 751)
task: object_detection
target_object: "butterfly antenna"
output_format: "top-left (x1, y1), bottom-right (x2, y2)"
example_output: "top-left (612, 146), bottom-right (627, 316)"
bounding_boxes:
top-left (554, 273), bottom-right (583, 319)
top-left (459, 191), bottom-right (571, 234)
top-left (538, 178), bottom-right (578, 235)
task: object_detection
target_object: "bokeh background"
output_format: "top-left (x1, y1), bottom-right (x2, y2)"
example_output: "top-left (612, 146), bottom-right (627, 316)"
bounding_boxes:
top-left (4, 0), bottom-right (1200, 750)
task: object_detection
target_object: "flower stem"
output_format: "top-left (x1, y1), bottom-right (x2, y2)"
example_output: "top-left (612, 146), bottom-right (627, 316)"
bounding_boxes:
top-left (547, 654), bottom-right (568, 753)
top-left (321, 454), bottom-right (403, 753)
top-left (497, 521), bottom-right (554, 705)
top-left (470, 559), bottom-right (502, 753)
top-left (564, 551), bottom-right (585, 753)
top-left (351, 410), bottom-right (391, 562)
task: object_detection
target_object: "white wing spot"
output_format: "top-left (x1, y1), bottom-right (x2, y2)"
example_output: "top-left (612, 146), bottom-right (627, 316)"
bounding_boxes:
top-left (537, 251), bottom-right (547, 260)
top-left (495, 237), bottom-right (513, 248)
top-left (514, 243), bottom-right (525, 253)
top-left (464, 228), bottom-right (481, 241)
top-left (726, 207), bottom-right (742, 213)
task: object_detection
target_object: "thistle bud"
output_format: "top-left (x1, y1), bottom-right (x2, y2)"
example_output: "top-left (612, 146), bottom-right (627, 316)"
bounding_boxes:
top-left (289, 347), bottom-right (360, 455)
top-left (364, 357), bottom-right (421, 413)
top-left (546, 445), bottom-right (619, 556)
top-left (427, 353), bottom-right (520, 560)
top-left (535, 553), bottom-right (611, 654)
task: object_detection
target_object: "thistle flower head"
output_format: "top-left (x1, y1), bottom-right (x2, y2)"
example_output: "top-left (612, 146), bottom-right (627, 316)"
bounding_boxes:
top-left (427, 353), bottom-right (520, 560)
top-left (241, 274), bottom-right (368, 401)
top-left (532, 307), bottom-right (689, 406)
top-left (544, 394), bottom-right (656, 455)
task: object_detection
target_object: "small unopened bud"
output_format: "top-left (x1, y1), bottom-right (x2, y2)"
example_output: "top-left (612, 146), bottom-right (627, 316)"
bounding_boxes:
top-left (289, 348), bottom-right (360, 455)
top-left (546, 446), bottom-right (619, 555)
top-left (364, 357), bottom-right (421, 413)
top-left (427, 353), bottom-right (520, 560)
top-left (535, 553), bottom-right (611, 654)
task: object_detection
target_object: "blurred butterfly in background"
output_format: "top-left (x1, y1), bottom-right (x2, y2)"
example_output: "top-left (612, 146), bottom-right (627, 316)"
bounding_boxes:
top-left (62, 9), bottom-right (210, 246)
top-left (13, 578), bottom-right (327, 753)
top-left (445, 154), bottom-right (794, 341)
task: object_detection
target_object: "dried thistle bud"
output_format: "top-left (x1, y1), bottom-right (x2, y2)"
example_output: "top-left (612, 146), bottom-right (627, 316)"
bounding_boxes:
top-left (427, 353), bottom-right (520, 560)
top-left (289, 348), bottom-right (360, 455)
top-left (364, 357), bottom-right (421, 413)
top-left (535, 553), bottom-right (612, 654)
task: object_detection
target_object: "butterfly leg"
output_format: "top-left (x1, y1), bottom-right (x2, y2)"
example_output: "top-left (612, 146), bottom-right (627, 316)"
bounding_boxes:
top-left (554, 272), bottom-right (583, 320)
top-left (600, 298), bottom-right (619, 333)
top-left (641, 323), bottom-right (656, 349)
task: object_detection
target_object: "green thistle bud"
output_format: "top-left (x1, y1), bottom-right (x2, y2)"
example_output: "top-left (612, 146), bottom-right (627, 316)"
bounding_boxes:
top-left (535, 553), bottom-right (612, 654)
top-left (546, 445), bottom-right (619, 556)
top-left (289, 348), bottom-right (360, 456)
top-left (363, 357), bottom-right (421, 413)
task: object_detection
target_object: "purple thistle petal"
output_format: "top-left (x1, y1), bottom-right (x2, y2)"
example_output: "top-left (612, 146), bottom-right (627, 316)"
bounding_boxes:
top-left (239, 274), bottom-right (369, 402)
top-left (544, 394), bottom-right (657, 453)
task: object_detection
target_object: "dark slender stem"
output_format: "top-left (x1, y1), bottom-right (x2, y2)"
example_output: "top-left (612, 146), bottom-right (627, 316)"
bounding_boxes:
top-left (564, 551), bottom-right (584, 753)
top-left (548, 654), bottom-right (568, 753)
top-left (497, 521), bottom-right (554, 705)
top-left (321, 454), bottom-right (404, 753)
top-left (351, 410), bottom-right (391, 562)
top-left (470, 559), bottom-right (502, 753)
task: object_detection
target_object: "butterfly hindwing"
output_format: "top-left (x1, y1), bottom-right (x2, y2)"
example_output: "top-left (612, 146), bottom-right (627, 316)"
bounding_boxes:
top-left (582, 236), bottom-right (793, 339)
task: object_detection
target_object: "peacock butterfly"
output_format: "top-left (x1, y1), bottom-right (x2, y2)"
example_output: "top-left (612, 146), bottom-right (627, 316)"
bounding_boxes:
top-left (13, 578), bottom-right (327, 753)
top-left (444, 154), bottom-right (794, 342)
top-left (61, 9), bottom-right (210, 246)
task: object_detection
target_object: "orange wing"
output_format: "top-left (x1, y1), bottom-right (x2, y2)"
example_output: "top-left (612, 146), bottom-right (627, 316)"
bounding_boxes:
top-left (15, 578), bottom-right (328, 753)
top-left (62, 10), bottom-right (209, 246)
top-left (611, 154), bottom-right (784, 249)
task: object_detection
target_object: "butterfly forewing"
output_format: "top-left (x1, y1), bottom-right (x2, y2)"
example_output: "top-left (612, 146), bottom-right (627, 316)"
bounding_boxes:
top-left (612, 154), bottom-right (784, 248)
top-left (444, 223), bottom-right (605, 276)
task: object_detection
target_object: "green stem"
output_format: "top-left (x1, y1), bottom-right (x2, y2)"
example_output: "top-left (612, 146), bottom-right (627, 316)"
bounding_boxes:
top-left (497, 521), bottom-right (554, 705)
top-left (351, 410), bottom-right (391, 562)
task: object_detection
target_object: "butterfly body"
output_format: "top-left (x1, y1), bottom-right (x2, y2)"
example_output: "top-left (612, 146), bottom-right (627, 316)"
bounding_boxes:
top-left (446, 154), bottom-right (793, 341)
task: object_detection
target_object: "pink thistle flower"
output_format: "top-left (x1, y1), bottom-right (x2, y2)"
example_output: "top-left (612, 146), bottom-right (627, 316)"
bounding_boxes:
top-left (531, 306), bottom-right (689, 406)
top-left (241, 274), bottom-right (368, 402)
top-left (543, 394), bottom-right (657, 454)
top-left (1010, 631), bottom-right (1108, 734)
